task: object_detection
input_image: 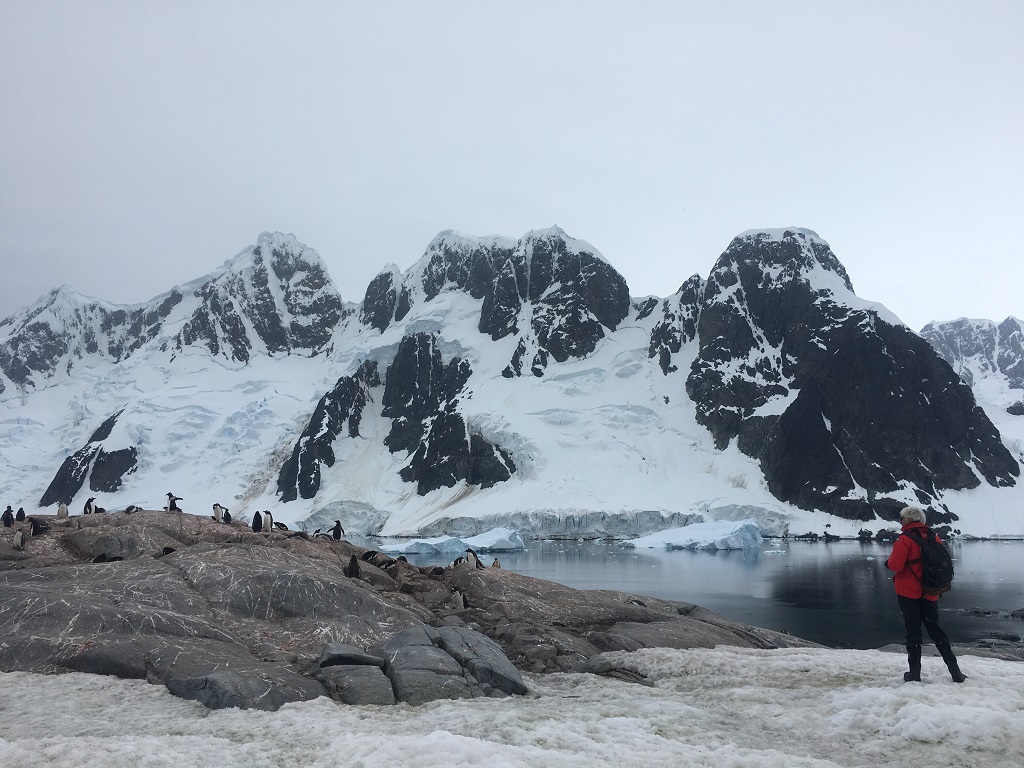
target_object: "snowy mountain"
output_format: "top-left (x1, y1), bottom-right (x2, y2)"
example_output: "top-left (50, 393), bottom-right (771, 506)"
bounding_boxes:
top-left (2, 227), bottom-right (1022, 537)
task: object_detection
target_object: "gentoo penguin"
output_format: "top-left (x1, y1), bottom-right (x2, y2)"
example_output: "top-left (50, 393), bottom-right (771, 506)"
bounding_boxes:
top-left (83, 498), bottom-right (97, 515)
top-left (465, 548), bottom-right (485, 569)
top-left (212, 503), bottom-right (226, 523)
top-left (272, 520), bottom-right (289, 531)
top-left (450, 555), bottom-right (465, 568)
top-left (124, 504), bottom-right (140, 514)
top-left (222, 509), bottom-right (232, 524)
top-left (1, 507), bottom-right (13, 527)
top-left (262, 510), bottom-right (273, 531)
top-left (57, 502), bottom-right (69, 519)
top-left (15, 507), bottom-right (26, 521)
top-left (28, 518), bottom-right (48, 537)
top-left (492, 557), bottom-right (501, 569)
top-left (12, 529), bottom-right (24, 550)
top-left (166, 493), bottom-right (183, 512)
top-left (344, 554), bottom-right (361, 579)
top-left (451, 589), bottom-right (466, 609)
top-left (329, 520), bottom-right (345, 541)
top-left (251, 511), bottom-right (263, 533)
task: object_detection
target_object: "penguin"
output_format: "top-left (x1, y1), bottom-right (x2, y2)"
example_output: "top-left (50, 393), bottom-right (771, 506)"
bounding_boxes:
top-left (28, 518), bottom-right (48, 537)
top-left (344, 554), bottom-right (361, 579)
top-left (262, 510), bottom-right (273, 531)
top-left (57, 502), bottom-right (69, 519)
top-left (450, 555), bottom-right (465, 568)
top-left (251, 511), bottom-right (263, 533)
top-left (222, 509), bottom-right (232, 524)
top-left (15, 507), bottom-right (26, 521)
top-left (12, 529), bottom-right (24, 551)
top-left (492, 557), bottom-right (501, 569)
top-left (83, 498), bottom-right (102, 515)
top-left (273, 521), bottom-right (289, 531)
top-left (166, 493), bottom-right (183, 512)
top-left (329, 520), bottom-right (345, 541)
top-left (124, 504), bottom-right (140, 515)
top-left (212, 503), bottom-right (225, 523)
top-left (451, 590), bottom-right (466, 610)
top-left (465, 548), bottom-right (485, 569)
top-left (1, 507), bottom-right (13, 527)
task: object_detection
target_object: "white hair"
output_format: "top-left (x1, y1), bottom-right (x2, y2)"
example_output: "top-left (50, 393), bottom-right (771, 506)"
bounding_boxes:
top-left (899, 506), bottom-right (927, 524)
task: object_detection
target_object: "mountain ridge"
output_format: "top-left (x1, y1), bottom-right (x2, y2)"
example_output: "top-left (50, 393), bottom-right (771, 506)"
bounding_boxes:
top-left (3, 226), bottom-right (1022, 538)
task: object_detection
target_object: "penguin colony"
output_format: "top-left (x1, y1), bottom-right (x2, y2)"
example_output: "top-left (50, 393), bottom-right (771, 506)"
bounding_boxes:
top-left (5, 495), bottom-right (502, 616)
top-left (7, 496), bottom-right (505, 581)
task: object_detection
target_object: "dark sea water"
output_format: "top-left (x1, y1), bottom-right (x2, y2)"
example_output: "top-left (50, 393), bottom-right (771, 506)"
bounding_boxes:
top-left (400, 539), bottom-right (1024, 649)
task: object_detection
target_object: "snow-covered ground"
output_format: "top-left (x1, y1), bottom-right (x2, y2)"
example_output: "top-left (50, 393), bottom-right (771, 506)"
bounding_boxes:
top-left (1, 647), bottom-right (1020, 767)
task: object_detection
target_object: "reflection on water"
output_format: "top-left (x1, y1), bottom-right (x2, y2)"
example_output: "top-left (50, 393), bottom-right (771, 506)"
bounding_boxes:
top-left (398, 539), bottom-right (1024, 649)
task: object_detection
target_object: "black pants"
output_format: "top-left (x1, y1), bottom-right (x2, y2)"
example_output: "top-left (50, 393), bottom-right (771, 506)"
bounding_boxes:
top-left (897, 594), bottom-right (950, 647)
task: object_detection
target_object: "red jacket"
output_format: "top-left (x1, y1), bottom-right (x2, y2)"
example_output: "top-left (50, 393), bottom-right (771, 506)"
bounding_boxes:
top-left (886, 521), bottom-right (940, 601)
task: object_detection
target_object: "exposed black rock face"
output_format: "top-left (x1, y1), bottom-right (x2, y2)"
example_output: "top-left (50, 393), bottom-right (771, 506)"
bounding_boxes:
top-left (370, 229), bottom-right (630, 377)
top-left (480, 257), bottom-right (526, 341)
top-left (40, 444), bottom-right (98, 507)
top-left (648, 275), bottom-right (703, 375)
top-left (921, 317), bottom-right (1024, 390)
top-left (1008, 401), bottom-right (1024, 416)
top-left (522, 230), bottom-right (631, 367)
top-left (382, 333), bottom-right (515, 495)
top-left (278, 360), bottom-right (382, 502)
top-left (90, 448), bottom-right (138, 493)
top-left (40, 409), bottom-right (138, 505)
top-left (176, 237), bottom-right (344, 362)
top-left (0, 287), bottom-right (182, 390)
top-left (360, 271), bottom-right (399, 332)
top-left (686, 229), bottom-right (1019, 522)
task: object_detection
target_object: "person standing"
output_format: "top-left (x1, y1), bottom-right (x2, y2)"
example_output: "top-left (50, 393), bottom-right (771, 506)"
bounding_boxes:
top-left (887, 505), bottom-right (966, 683)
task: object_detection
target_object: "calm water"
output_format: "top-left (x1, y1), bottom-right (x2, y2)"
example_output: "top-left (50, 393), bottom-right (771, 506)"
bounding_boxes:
top-left (400, 539), bottom-right (1024, 649)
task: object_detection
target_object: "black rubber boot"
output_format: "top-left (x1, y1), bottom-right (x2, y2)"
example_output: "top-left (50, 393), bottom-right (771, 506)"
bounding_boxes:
top-left (935, 638), bottom-right (967, 683)
top-left (904, 644), bottom-right (922, 682)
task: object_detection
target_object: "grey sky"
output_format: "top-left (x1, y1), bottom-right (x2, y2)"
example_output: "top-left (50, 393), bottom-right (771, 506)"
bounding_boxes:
top-left (2, 1), bottom-right (1021, 332)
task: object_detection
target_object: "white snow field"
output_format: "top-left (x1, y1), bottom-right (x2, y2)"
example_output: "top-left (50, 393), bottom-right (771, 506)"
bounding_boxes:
top-left (1, 647), bottom-right (1021, 768)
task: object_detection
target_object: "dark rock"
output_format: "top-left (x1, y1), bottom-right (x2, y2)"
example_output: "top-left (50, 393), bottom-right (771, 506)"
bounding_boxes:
top-left (316, 664), bottom-right (396, 705)
top-left (277, 360), bottom-right (381, 501)
top-left (318, 642), bottom-right (385, 668)
top-left (686, 229), bottom-right (1018, 521)
top-left (435, 625), bottom-right (528, 695)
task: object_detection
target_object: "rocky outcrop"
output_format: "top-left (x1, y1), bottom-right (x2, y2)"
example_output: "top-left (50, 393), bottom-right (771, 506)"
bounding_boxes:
top-left (686, 229), bottom-right (1019, 522)
top-left (277, 360), bottom-right (382, 501)
top-left (381, 332), bottom-right (515, 495)
top-left (39, 409), bottom-right (138, 506)
top-left (648, 275), bottom-right (703, 375)
top-left (0, 510), bottom-right (814, 710)
top-left (175, 233), bottom-right (345, 362)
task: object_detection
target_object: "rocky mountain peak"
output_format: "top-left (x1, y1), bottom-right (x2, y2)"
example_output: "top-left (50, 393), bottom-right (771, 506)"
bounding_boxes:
top-left (714, 227), bottom-right (854, 296)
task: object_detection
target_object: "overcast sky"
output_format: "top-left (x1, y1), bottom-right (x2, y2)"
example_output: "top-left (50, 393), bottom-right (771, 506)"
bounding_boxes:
top-left (1, 1), bottom-right (1021, 331)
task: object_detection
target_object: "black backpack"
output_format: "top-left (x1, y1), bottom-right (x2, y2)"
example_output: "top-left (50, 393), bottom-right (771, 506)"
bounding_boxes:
top-left (902, 528), bottom-right (954, 596)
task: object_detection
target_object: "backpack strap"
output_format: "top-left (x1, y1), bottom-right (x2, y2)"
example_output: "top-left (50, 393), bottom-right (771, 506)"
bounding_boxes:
top-left (899, 529), bottom-right (927, 577)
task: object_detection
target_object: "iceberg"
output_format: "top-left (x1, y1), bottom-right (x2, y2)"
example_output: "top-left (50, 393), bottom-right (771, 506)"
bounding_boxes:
top-left (623, 519), bottom-right (762, 551)
top-left (379, 527), bottom-right (526, 555)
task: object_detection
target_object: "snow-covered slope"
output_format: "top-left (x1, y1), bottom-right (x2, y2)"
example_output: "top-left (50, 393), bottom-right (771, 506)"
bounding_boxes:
top-left (2, 227), bottom-right (1022, 538)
